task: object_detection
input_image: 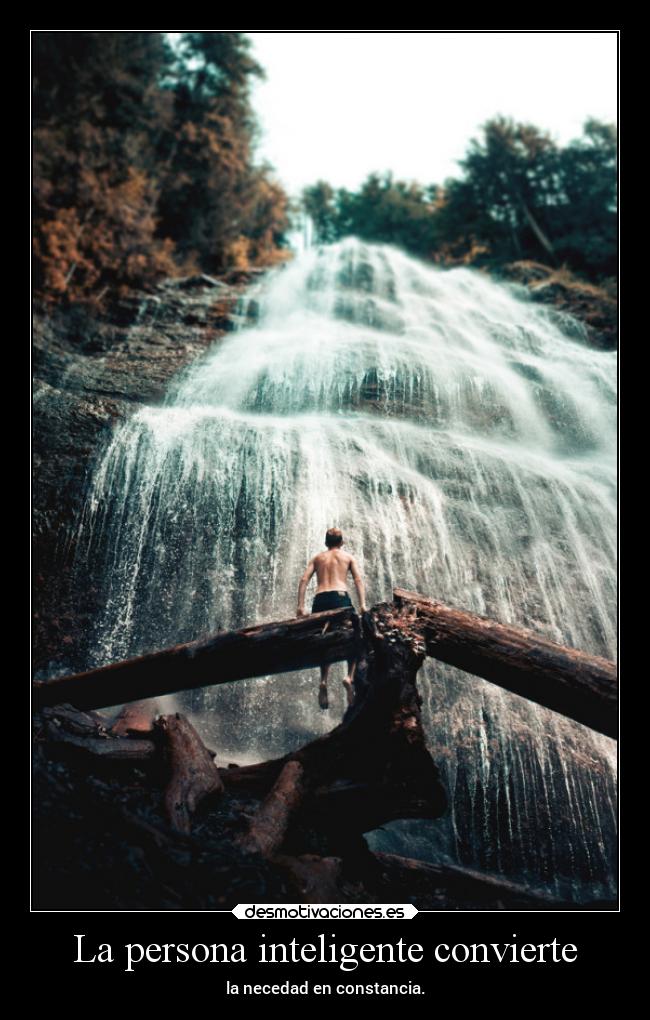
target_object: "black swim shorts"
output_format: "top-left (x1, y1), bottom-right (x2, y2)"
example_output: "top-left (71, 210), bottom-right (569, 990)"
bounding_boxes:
top-left (311, 589), bottom-right (353, 613)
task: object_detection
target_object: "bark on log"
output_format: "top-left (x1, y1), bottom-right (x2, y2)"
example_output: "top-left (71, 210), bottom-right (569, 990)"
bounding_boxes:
top-left (238, 761), bottom-right (306, 858)
top-left (223, 604), bottom-right (447, 848)
top-left (155, 713), bottom-right (224, 833)
top-left (37, 704), bottom-right (156, 759)
top-left (43, 727), bottom-right (157, 760)
top-left (33, 607), bottom-right (359, 712)
top-left (39, 704), bottom-right (110, 737)
top-left (34, 592), bottom-right (616, 739)
top-left (394, 588), bottom-right (617, 738)
top-left (33, 601), bottom-right (615, 908)
top-left (252, 847), bottom-right (593, 909)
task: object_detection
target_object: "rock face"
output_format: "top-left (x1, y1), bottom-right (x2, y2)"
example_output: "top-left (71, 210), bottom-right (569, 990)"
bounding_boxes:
top-left (495, 261), bottom-right (618, 350)
top-left (33, 272), bottom-right (263, 674)
top-left (33, 258), bottom-right (615, 674)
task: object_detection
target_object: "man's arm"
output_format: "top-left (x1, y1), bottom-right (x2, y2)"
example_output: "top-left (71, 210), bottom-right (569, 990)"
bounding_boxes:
top-left (297, 558), bottom-right (316, 617)
top-left (349, 556), bottom-right (367, 613)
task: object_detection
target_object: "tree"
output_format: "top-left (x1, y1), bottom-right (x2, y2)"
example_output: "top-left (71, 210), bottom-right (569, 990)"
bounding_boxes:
top-left (550, 119), bottom-right (617, 277)
top-left (301, 115), bottom-right (617, 282)
top-left (302, 172), bottom-right (441, 258)
top-left (33, 32), bottom-right (177, 305)
top-left (33, 31), bottom-right (291, 307)
top-left (154, 32), bottom-right (289, 274)
top-left (302, 181), bottom-right (338, 244)
top-left (436, 115), bottom-right (616, 278)
top-left (450, 116), bottom-right (558, 263)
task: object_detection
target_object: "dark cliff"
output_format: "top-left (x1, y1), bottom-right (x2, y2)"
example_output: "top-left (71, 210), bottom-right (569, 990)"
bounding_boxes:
top-left (33, 271), bottom-right (262, 673)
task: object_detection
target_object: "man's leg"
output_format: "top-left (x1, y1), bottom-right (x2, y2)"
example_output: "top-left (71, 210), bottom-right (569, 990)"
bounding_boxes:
top-left (319, 662), bottom-right (330, 709)
top-left (342, 659), bottom-right (356, 707)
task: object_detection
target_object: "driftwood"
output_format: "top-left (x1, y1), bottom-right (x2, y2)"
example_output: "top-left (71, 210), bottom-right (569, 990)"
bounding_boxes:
top-left (220, 603), bottom-right (447, 855)
top-left (33, 607), bottom-right (359, 712)
top-left (155, 713), bottom-right (224, 833)
top-left (35, 736), bottom-right (598, 909)
top-left (33, 592), bottom-right (618, 909)
top-left (38, 703), bottom-right (157, 761)
top-left (368, 852), bottom-right (576, 910)
top-left (34, 591), bottom-right (617, 737)
top-left (34, 604), bottom-right (448, 893)
top-left (40, 704), bottom-right (110, 736)
top-left (394, 588), bottom-right (617, 738)
top-left (44, 728), bottom-right (157, 761)
top-left (238, 761), bottom-right (306, 858)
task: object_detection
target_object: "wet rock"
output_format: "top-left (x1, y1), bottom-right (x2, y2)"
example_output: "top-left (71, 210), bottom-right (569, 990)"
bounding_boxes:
top-left (33, 274), bottom-right (255, 672)
top-left (496, 261), bottom-right (617, 350)
top-left (167, 273), bottom-right (229, 290)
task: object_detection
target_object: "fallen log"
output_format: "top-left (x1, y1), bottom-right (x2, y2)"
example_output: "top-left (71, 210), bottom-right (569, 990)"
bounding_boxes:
top-left (33, 592), bottom-right (616, 739)
top-left (268, 848), bottom-right (586, 909)
top-left (37, 739), bottom-right (607, 908)
top-left (39, 599), bottom-right (440, 840)
top-left (155, 713), bottom-right (224, 833)
top-left (33, 607), bottom-right (359, 712)
top-left (394, 588), bottom-right (617, 738)
top-left (39, 703), bottom-right (110, 736)
top-left (33, 600), bottom-right (614, 908)
top-left (238, 761), bottom-right (306, 858)
top-left (224, 604), bottom-right (447, 851)
top-left (43, 727), bottom-right (157, 761)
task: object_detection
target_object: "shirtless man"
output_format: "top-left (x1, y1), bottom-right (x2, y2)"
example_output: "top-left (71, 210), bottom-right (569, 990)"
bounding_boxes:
top-left (296, 527), bottom-right (367, 710)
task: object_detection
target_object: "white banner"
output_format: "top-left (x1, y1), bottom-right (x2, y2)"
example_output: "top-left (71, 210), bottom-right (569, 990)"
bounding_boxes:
top-left (232, 904), bottom-right (418, 920)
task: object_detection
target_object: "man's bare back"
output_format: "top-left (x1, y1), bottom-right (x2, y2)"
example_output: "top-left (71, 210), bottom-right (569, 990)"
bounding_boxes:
top-left (312, 548), bottom-right (357, 596)
top-left (296, 548), bottom-right (367, 616)
top-left (296, 528), bottom-right (367, 710)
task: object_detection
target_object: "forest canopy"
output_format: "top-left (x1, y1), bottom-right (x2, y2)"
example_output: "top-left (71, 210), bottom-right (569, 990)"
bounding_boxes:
top-left (33, 33), bottom-right (617, 308)
top-left (302, 115), bottom-right (617, 282)
top-left (33, 31), bottom-right (291, 308)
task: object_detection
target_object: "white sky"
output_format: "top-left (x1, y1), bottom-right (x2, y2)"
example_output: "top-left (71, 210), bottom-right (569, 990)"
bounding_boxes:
top-left (247, 31), bottom-right (618, 197)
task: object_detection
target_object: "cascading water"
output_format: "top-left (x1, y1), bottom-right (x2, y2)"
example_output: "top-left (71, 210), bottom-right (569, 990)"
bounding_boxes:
top-left (75, 237), bottom-right (617, 902)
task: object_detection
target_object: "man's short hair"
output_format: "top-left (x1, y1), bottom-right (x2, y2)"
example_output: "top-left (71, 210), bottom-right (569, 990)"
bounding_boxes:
top-left (325, 527), bottom-right (343, 548)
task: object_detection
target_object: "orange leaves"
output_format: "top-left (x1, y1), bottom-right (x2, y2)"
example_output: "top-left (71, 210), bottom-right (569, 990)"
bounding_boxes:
top-left (225, 236), bottom-right (251, 270)
top-left (34, 168), bottom-right (177, 308)
top-left (34, 208), bottom-right (98, 297)
top-left (33, 31), bottom-right (291, 307)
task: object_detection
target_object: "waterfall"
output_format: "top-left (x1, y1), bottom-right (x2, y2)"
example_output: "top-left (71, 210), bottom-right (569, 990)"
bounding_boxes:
top-left (75, 237), bottom-right (617, 902)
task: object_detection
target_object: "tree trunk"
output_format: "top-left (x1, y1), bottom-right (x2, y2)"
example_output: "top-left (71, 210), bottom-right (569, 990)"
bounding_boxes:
top-left (33, 600), bottom-right (616, 909)
top-left (238, 761), bottom-right (306, 858)
top-left (155, 713), bottom-right (224, 834)
top-left (519, 197), bottom-right (556, 261)
top-left (34, 592), bottom-right (617, 736)
top-left (394, 588), bottom-right (617, 737)
top-left (33, 606), bottom-right (360, 712)
top-left (222, 604), bottom-right (447, 853)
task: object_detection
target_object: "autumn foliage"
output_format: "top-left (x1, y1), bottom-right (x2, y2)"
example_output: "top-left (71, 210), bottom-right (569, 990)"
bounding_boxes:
top-left (33, 32), bottom-right (291, 309)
